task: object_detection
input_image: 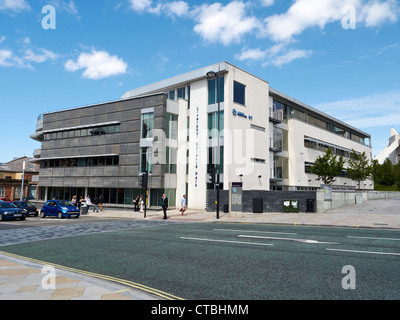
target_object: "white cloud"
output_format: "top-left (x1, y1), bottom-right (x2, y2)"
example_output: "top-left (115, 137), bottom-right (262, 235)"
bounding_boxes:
top-left (235, 47), bottom-right (268, 61)
top-left (360, 0), bottom-right (398, 27)
top-left (164, 1), bottom-right (189, 17)
top-left (260, 0), bottom-right (274, 6)
top-left (262, 0), bottom-right (399, 42)
top-left (0, 49), bottom-right (13, 66)
top-left (48, 0), bottom-right (79, 16)
top-left (315, 91), bottom-right (400, 129)
top-left (24, 48), bottom-right (58, 63)
top-left (271, 49), bottom-right (312, 67)
top-left (0, 36), bottom-right (5, 44)
top-left (0, 0), bottom-right (30, 12)
top-left (128, 0), bottom-right (153, 12)
top-left (192, 1), bottom-right (260, 46)
top-left (0, 45), bottom-right (58, 68)
top-left (263, 0), bottom-right (361, 42)
top-left (235, 43), bottom-right (311, 67)
top-left (65, 49), bottom-right (128, 80)
top-left (128, 0), bottom-right (189, 17)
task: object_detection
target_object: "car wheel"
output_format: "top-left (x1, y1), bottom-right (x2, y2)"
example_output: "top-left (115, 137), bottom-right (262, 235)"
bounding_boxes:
top-left (0, 214), bottom-right (2, 222)
top-left (57, 212), bottom-right (63, 219)
top-left (40, 211), bottom-right (46, 218)
top-left (20, 217), bottom-right (26, 221)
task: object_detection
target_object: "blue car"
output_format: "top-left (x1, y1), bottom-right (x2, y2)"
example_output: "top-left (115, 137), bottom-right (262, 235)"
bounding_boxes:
top-left (40, 200), bottom-right (80, 219)
top-left (0, 201), bottom-right (27, 221)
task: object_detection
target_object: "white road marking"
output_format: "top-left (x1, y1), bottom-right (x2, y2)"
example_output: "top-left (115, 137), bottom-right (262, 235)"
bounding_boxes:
top-left (214, 229), bottom-right (296, 235)
top-left (238, 235), bottom-right (339, 245)
top-left (180, 237), bottom-right (273, 246)
top-left (347, 236), bottom-right (400, 241)
top-left (326, 248), bottom-right (400, 256)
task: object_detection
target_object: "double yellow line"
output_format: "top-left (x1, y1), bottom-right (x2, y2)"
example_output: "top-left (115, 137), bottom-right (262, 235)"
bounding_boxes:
top-left (0, 251), bottom-right (184, 300)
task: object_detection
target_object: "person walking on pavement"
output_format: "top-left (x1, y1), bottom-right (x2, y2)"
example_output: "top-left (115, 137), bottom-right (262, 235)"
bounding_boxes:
top-left (180, 195), bottom-right (187, 216)
top-left (139, 195), bottom-right (144, 213)
top-left (85, 195), bottom-right (92, 212)
top-left (161, 193), bottom-right (168, 220)
top-left (99, 195), bottom-right (104, 212)
top-left (93, 196), bottom-right (99, 213)
top-left (133, 195), bottom-right (140, 212)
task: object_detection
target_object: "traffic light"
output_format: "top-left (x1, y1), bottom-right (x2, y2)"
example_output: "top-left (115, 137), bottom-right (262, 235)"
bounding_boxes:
top-left (140, 172), bottom-right (148, 189)
top-left (208, 166), bottom-right (215, 185)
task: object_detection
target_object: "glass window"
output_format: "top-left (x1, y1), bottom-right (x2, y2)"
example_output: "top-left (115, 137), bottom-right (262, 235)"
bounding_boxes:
top-left (177, 87), bottom-right (186, 99)
top-left (166, 147), bottom-right (177, 173)
top-left (208, 77), bottom-right (224, 105)
top-left (140, 147), bottom-right (152, 173)
top-left (169, 90), bottom-right (175, 101)
top-left (166, 113), bottom-right (178, 139)
top-left (208, 111), bottom-right (224, 139)
top-left (0, 187), bottom-right (5, 198)
top-left (234, 81), bottom-right (245, 105)
top-left (141, 112), bottom-right (154, 139)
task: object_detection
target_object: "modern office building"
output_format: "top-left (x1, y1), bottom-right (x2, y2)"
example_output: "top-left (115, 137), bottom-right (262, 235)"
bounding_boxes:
top-left (375, 128), bottom-right (400, 164)
top-left (31, 61), bottom-right (373, 210)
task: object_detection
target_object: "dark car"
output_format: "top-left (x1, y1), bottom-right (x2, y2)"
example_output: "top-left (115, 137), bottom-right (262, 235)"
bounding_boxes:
top-left (40, 200), bottom-right (80, 219)
top-left (0, 201), bottom-right (27, 221)
top-left (12, 201), bottom-right (39, 217)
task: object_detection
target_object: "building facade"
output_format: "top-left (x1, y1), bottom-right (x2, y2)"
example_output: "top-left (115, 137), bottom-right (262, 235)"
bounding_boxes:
top-left (31, 62), bottom-right (373, 210)
top-left (0, 157), bottom-right (39, 201)
top-left (375, 128), bottom-right (400, 164)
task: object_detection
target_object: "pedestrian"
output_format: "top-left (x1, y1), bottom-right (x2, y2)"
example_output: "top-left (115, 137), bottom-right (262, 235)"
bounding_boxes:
top-left (78, 196), bottom-right (84, 211)
top-left (99, 195), bottom-right (104, 212)
top-left (93, 195), bottom-right (99, 213)
top-left (71, 195), bottom-right (77, 206)
top-left (180, 194), bottom-right (187, 216)
top-left (161, 193), bottom-right (168, 219)
top-left (139, 195), bottom-right (144, 213)
top-left (133, 195), bottom-right (140, 212)
top-left (86, 195), bottom-right (92, 212)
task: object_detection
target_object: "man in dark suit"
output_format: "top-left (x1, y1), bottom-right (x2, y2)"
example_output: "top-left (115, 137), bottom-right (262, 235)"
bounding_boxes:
top-left (161, 193), bottom-right (168, 219)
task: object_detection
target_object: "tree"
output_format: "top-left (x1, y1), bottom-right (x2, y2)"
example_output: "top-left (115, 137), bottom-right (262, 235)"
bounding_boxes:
top-left (346, 150), bottom-right (371, 189)
top-left (370, 159), bottom-right (383, 184)
top-left (380, 158), bottom-right (395, 186)
top-left (312, 147), bottom-right (345, 185)
top-left (393, 162), bottom-right (400, 190)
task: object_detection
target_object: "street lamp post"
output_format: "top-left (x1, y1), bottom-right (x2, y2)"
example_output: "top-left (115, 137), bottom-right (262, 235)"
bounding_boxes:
top-left (206, 69), bottom-right (221, 220)
top-left (21, 161), bottom-right (26, 201)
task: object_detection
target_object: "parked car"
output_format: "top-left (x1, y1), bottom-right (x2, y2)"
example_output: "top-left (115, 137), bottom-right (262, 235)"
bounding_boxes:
top-left (0, 201), bottom-right (27, 221)
top-left (12, 201), bottom-right (39, 217)
top-left (40, 200), bottom-right (80, 219)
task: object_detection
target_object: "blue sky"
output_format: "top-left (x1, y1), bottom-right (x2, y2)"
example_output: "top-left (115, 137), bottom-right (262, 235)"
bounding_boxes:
top-left (0, 0), bottom-right (399, 163)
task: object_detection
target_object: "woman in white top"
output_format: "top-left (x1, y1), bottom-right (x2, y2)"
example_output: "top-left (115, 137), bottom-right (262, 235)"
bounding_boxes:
top-left (180, 195), bottom-right (187, 216)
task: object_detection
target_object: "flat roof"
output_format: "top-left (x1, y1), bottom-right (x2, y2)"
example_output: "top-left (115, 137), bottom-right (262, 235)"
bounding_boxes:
top-left (269, 87), bottom-right (371, 139)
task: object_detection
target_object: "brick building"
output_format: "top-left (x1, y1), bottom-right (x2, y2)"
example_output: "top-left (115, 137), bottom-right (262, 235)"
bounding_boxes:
top-left (0, 157), bottom-right (39, 201)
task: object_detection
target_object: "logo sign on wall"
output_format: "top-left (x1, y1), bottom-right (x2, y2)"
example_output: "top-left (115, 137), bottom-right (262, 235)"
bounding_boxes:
top-left (232, 109), bottom-right (253, 120)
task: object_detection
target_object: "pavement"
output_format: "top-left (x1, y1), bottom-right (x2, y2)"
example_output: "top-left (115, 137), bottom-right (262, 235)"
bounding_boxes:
top-left (1, 197), bottom-right (399, 300)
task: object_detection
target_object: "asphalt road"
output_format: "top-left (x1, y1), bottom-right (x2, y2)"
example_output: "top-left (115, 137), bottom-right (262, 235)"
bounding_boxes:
top-left (1, 219), bottom-right (400, 300)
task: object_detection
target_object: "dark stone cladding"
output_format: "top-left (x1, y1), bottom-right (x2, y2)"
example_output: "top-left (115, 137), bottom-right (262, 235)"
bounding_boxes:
top-left (38, 94), bottom-right (167, 190)
top-left (206, 189), bottom-right (317, 213)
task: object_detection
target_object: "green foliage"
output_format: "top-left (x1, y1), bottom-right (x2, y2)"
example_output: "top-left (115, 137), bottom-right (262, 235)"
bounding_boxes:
top-left (311, 147), bottom-right (345, 185)
top-left (346, 150), bottom-right (371, 189)
top-left (370, 158), bottom-right (400, 191)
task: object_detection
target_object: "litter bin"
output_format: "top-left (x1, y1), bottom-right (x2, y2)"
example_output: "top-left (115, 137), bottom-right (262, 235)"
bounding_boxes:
top-left (283, 200), bottom-right (299, 213)
top-left (306, 199), bottom-right (315, 213)
top-left (223, 204), bottom-right (229, 213)
top-left (253, 198), bottom-right (263, 213)
top-left (81, 201), bottom-right (88, 215)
